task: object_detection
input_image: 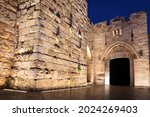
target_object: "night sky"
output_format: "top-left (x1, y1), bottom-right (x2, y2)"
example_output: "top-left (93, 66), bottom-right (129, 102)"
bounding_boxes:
top-left (88, 0), bottom-right (150, 34)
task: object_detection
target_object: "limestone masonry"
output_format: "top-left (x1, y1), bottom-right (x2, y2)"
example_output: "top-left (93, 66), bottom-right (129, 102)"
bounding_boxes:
top-left (0, 0), bottom-right (149, 91)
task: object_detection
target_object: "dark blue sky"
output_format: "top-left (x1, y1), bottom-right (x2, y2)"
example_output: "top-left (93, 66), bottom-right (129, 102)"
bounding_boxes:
top-left (88, 0), bottom-right (150, 34)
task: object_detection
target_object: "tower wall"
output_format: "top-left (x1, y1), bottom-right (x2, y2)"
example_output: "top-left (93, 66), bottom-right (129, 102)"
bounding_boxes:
top-left (0, 0), bottom-right (17, 88)
top-left (34, 0), bottom-right (90, 90)
top-left (10, 0), bottom-right (90, 90)
top-left (10, 0), bottom-right (41, 90)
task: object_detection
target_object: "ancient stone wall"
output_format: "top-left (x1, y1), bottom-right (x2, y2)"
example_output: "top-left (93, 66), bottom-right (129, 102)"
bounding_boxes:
top-left (0, 0), bottom-right (17, 88)
top-left (10, 0), bottom-right (91, 90)
top-left (10, 0), bottom-right (41, 90)
top-left (92, 11), bottom-right (150, 86)
top-left (34, 0), bottom-right (90, 90)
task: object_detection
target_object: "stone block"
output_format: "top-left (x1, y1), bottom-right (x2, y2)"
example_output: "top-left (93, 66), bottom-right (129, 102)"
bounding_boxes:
top-left (0, 77), bottom-right (6, 88)
top-left (26, 19), bottom-right (36, 27)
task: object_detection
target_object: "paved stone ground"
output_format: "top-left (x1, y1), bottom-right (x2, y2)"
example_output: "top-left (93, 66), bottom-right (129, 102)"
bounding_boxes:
top-left (0, 85), bottom-right (150, 100)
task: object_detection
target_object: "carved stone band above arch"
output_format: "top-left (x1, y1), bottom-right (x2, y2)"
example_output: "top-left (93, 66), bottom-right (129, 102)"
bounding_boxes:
top-left (101, 41), bottom-right (139, 61)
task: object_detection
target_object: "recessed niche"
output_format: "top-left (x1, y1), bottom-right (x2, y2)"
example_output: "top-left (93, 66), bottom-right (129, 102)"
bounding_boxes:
top-left (56, 26), bottom-right (60, 36)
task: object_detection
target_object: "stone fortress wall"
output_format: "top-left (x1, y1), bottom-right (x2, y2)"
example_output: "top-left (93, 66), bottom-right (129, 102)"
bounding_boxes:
top-left (0, 0), bottom-right (92, 91)
top-left (0, 0), bottom-right (149, 91)
top-left (91, 11), bottom-right (150, 86)
top-left (0, 0), bottom-right (18, 88)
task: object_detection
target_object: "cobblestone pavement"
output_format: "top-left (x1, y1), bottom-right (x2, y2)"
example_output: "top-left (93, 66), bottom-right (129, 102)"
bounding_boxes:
top-left (0, 85), bottom-right (150, 100)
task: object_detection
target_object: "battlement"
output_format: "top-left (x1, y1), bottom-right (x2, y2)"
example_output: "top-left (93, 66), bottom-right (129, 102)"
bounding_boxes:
top-left (110, 16), bottom-right (125, 23)
top-left (129, 10), bottom-right (147, 20)
top-left (94, 11), bottom-right (147, 28)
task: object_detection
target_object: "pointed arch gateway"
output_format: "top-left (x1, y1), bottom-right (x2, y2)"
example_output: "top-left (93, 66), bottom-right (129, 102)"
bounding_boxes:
top-left (100, 41), bottom-right (139, 86)
top-left (101, 41), bottom-right (139, 61)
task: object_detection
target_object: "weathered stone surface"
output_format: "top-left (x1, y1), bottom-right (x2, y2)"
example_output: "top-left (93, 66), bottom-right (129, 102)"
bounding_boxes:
top-left (8, 0), bottom-right (89, 90)
top-left (134, 59), bottom-right (150, 86)
top-left (0, 0), bottom-right (17, 88)
top-left (0, 77), bottom-right (7, 88)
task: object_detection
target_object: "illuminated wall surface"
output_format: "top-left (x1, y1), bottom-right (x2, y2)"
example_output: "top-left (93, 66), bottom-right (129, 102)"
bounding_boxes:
top-left (0, 0), bottom-right (149, 91)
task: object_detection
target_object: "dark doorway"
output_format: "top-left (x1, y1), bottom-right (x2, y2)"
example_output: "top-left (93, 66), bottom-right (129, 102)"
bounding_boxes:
top-left (110, 58), bottom-right (130, 86)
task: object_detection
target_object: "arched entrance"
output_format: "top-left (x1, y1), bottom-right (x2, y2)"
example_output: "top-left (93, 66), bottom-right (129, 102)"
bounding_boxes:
top-left (110, 58), bottom-right (130, 86)
top-left (100, 41), bottom-right (139, 86)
